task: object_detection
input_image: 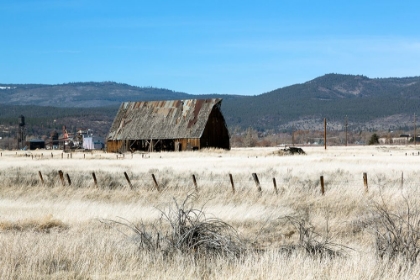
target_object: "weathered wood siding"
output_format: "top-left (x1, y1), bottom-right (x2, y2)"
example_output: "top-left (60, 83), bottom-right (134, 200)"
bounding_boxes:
top-left (200, 105), bottom-right (230, 150)
top-left (106, 99), bottom-right (230, 153)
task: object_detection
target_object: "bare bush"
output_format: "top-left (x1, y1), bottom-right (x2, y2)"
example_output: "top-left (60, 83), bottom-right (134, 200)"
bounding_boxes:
top-left (280, 213), bottom-right (350, 258)
top-left (108, 195), bottom-right (243, 259)
top-left (370, 198), bottom-right (420, 263)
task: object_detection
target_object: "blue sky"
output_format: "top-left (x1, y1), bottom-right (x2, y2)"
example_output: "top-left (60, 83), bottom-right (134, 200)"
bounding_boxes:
top-left (1, 1), bottom-right (420, 95)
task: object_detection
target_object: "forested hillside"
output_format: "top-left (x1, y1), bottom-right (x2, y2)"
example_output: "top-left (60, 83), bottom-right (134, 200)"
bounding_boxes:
top-left (0, 104), bottom-right (117, 139)
top-left (1, 74), bottom-right (420, 140)
top-left (0, 82), bottom-right (190, 107)
top-left (221, 74), bottom-right (420, 131)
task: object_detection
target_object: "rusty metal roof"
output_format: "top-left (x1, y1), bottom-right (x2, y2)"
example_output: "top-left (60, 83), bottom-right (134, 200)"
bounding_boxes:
top-left (107, 98), bottom-right (223, 140)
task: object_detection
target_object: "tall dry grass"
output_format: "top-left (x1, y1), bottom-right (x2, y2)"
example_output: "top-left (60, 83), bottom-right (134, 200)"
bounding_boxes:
top-left (1, 146), bottom-right (420, 278)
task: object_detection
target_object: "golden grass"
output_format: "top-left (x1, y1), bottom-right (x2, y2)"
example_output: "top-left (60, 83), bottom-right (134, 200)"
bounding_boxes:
top-left (1, 146), bottom-right (420, 278)
top-left (0, 214), bottom-right (67, 232)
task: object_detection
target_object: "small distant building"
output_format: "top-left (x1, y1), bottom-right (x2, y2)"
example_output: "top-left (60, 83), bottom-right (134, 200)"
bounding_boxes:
top-left (378, 137), bottom-right (391, 144)
top-left (106, 98), bottom-right (230, 153)
top-left (51, 131), bottom-right (59, 149)
top-left (93, 139), bottom-right (105, 150)
top-left (392, 137), bottom-right (410, 145)
top-left (83, 136), bottom-right (104, 150)
top-left (378, 135), bottom-right (413, 145)
top-left (28, 139), bottom-right (45, 150)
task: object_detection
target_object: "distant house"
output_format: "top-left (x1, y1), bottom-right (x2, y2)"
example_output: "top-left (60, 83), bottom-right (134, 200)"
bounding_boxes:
top-left (392, 136), bottom-right (411, 145)
top-left (378, 137), bottom-right (392, 144)
top-left (83, 136), bottom-right (104, 150)
top-left (378, 135), bottom-right (412, 145)
top-left (106, 99), bottom-right (230, 153)
top-left (28, 139), bottom-right (45, 150)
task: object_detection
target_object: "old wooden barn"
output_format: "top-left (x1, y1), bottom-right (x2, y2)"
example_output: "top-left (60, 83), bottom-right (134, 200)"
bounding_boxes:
top-left (106, 98), bottom-right (230, 153)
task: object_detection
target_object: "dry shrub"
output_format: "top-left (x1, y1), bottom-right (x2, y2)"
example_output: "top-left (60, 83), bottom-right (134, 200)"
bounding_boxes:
top-left (108, 195), bottom-right (243, 259)
top-left (162, 196), bottom-right (243, 257)
top-left (279, 213), bottom-right (350, 258)
top-left (275, 147), bottom-right (306, 156)
top-left (0, 214), bottom-right (67, 233)
top-left (370, 197), bottom-right (420, 263)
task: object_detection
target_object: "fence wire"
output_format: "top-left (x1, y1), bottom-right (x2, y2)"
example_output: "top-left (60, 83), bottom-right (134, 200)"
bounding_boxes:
top-left (1, 150), bottom-right (417, 193)
top-left (0, 167), bottom-right (416, 195)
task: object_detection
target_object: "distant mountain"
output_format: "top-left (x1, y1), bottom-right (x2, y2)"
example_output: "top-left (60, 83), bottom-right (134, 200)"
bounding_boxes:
top-left (0, 82), bottom-right (191, 107)
top-left (1, 74), bottom-right (420, 136)
top-left (221, 74), bottom-right (420, 131)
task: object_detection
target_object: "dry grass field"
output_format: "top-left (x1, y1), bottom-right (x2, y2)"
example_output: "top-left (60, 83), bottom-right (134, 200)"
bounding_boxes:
top-left (2, 145), bottom-right (420, 279)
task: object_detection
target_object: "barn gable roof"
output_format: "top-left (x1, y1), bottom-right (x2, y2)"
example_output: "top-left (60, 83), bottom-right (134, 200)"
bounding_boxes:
top-left (107, 98), bottom-right (223, 141)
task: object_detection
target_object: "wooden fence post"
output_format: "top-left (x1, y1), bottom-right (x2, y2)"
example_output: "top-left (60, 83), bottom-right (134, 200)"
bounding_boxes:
top-left (58, 170), bottom-right (65, 186)
top-left (273, 178), bottom-right (278, 195)
top-left (401, 172), bottom-right (404, 189)
top-left (151, 174), bottom-right (160, 191)
top-left (192, 174), bottom-right (198, 192)
top-left (252, 173), bottom-right (262, 193)
top-left (229, 174), bottom-right (235, 194)
top-left (124, 172), bottom-right (133, 190)
top-left (66, 173), bottom-right (71, 186)
top-left (38, 171), bottom-right (44, 185)
top-left (320, 176), bottom-right (325, 195)
top-left (92, 172), bottom-right (98, 188)
top-left (363, 172), bottom-right (368, 193)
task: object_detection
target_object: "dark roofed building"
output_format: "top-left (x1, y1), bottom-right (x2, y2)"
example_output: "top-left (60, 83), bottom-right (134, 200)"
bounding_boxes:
top-left (106, 98), bottom-right (230, 153)
top-left (28, 139), bottom-right (45, 150)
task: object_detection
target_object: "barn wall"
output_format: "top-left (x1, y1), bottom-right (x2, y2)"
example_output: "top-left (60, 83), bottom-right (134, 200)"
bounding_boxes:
top-left (200, 106), bottom-right (230, 150)
top-left (178, 138), bottom-right (201, 151)
top-left (106, 140), bottom-right (123, 153)
top-left (107, 135), bottom-right (229, 152)
top-left (107, 139), bottom-right (203, 152)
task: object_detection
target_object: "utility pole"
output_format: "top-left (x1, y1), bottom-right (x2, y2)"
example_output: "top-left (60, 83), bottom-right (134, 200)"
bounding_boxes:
top-left (18, 115), bottom-right (25, 150)
top-left (292, 129), bottom-right (295, 146)
top-left (324, 118), bottom-right (327, 150)
top-left (415, 113), bottom-right (416, 146)
top-left (345, 115), bottom-right (348, 147)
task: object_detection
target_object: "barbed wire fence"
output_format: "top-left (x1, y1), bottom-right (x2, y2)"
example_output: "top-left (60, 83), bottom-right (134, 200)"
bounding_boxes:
top-left (0, 151), bottom-right (416, 195)
top-left (0, 167), bottom-right (413, 196)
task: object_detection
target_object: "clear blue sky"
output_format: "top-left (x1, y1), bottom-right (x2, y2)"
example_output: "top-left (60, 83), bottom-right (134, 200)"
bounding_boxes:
top-left (1, 1), bottom-right (420, 95)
